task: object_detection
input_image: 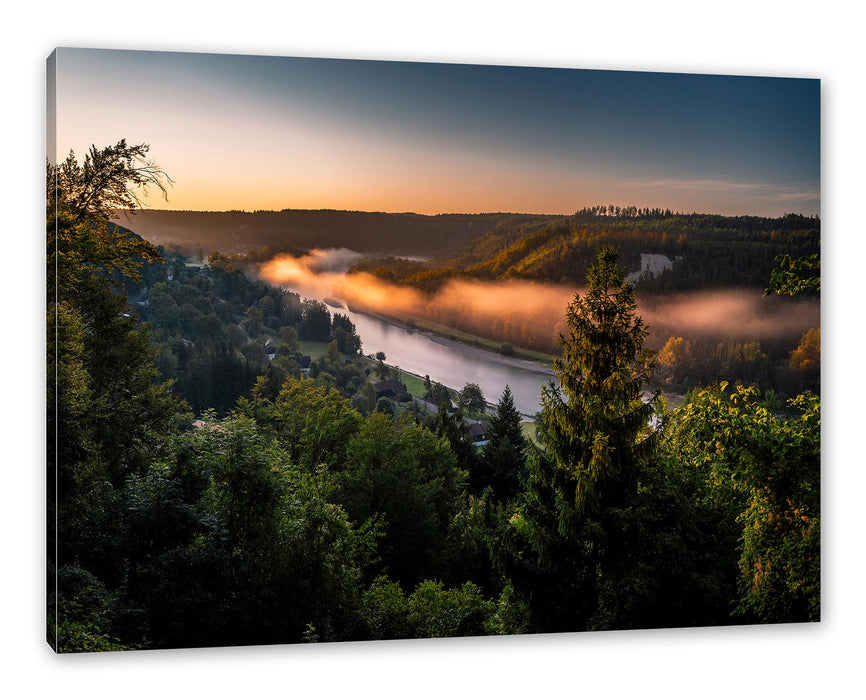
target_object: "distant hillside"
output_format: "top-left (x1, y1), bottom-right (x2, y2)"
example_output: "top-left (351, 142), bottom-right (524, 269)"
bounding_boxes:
top-left (112, 209), bottom-right (544, 259)
top-left (350, 209), bottom-right (821, 293)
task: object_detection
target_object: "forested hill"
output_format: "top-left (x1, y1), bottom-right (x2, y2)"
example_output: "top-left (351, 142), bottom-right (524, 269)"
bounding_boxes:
top-left (351, 209), bottom-right (820, 293)
top-left (113, 209), bottom-right (546, 258)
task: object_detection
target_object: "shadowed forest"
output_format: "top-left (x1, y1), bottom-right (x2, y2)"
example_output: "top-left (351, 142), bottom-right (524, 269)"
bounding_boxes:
top-left (48, 142), bottom-right (819, 652)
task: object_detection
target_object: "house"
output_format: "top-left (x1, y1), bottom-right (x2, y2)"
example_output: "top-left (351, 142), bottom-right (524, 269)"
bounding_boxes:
top-left (373, 379), bottom-right (405, 400)
top-left (292, 353), bottom-right (312, 370)
top-left (264, 341), bottom-right (278, 361)
top-left (469, 422), bottom-right (491, 447)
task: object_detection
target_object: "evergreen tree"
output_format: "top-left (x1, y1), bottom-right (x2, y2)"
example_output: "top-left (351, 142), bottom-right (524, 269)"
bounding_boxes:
top-left (479, 385), bottom-right (526, 501)
top-left (428, 405), bottom-right (478, 480)
top-left (499, 246), bottom-right (660, 632)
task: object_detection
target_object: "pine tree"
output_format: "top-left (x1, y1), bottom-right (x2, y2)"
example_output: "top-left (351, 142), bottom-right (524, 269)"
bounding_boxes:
top-left (499, 245), bottom-right (660, 632)
top-left (480, 385), bottom-right (526, 501)
top-left (540, 244), bottom-right (658, 517)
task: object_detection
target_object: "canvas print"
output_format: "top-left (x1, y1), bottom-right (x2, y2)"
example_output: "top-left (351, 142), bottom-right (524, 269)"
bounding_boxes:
top-left (47, 48), bottom-right (820, 652)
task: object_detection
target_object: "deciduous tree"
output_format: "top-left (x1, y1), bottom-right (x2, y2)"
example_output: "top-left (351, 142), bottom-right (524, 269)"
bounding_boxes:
top-left (459, 382), bottom-right (486, 416)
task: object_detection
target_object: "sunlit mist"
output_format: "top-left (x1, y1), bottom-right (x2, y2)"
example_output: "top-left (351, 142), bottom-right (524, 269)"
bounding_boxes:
top-left (258, 249), bottom-right (819, 353)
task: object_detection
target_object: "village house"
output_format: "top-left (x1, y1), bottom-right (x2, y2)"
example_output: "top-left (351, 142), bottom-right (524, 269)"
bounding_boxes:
top-left (469, 422), bottom-right (491, 447)
top-left (373, 379), bottom-right (406, 400)
top-left (292, 354), bottom-right (312, 372)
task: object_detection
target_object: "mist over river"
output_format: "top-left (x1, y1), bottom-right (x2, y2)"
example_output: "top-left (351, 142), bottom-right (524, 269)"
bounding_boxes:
top-left (260, 247), bottom-right (819, 417)
top-left (259, 248), bottom-right (556, 415)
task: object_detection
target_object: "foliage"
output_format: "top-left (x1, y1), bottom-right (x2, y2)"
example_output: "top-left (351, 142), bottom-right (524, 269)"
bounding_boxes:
top-left (426, 405), bottom-right (479, 485)
top-left (48, 143), bottom-right (189, 650)
top-left (121, 415), bottom-right (373, 647)
top-left (336, 412), bottom-right (467, 586)
top-left (479, 386), bottom-right (527, 502)
top-left (360, 577), bottom-right (496, 640)
top-left (299, 299), bottom-right (332, 341)
top-left (589, 438), bottom-right (741, 630)
top-left (539, 245), bottom-right (659, 517)
top-left (654, 336), bottom-right (774, 395)
top-left (764, 253), bottom-right (820, 297)
top-left (787, 328), bottom-right (820, 392)
top-left (424, 380), bottom-right (452, 408)
top-left (55, 139), bottom-right (172, 223)
top-left (458, 382), bottom-right (486, 416)
top-left (499, 246), bottom-right (661, 632)
top-left (271, 376), bottom-right (363, 470)
top-left (49, 142), bottom-right (821, 647)
top-left (437, 489), bottom-right (503, 596)
top-left (670, 384), bottom-right (820, 622)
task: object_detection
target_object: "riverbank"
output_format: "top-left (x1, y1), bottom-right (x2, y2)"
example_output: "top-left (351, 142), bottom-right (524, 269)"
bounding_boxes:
top-left (408, 317), bottom-right (556, 367)
top-left (426, 333), bottom-right (556, 377)
top-left (349, 304), bottom-right (557, 377)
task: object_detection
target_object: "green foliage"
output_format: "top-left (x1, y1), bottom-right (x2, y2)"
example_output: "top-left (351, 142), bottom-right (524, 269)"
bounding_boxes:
top-left (279, 324), bottom-right (300, 353)
top-left (671, 384), bottom-right (820, 622)
top-left (350, 381), bottom-right (378, 415)
top-left (49, 149), bottom-right (190, 486)
top-left (437, 489), bottom-right (503, 596)
top-left (337, 412), bottom-right (466, 586)
top-left (49, 143), bottom-right (822, 647)
top-left (764, 253), bottom-right (820, 297)
top-left (299, 299), bottom-right (332, 341)
top-left (48, 143), bottom-right (193, 649)
top-left (589, 442), bottom-right (741, 630)
top-left (324, 338), bottom-right (341, 364)
top-left (120, 415), bottom-right (373, 647)
top-left (458, 382), bottom-right (486, 416)
top-left (479, 386), bottom-right (527, 502)
top-left (331, 313), bottom-right (362, 355)
top-left (360, 577), bottom-right (496, 640)
top-left (49, 562), bottom-right (130, 653)
top-left (540, 245), bottom-right (658, 518)
top-left (424, 380), bottom-right (452, 408)
top-left (500, 246), bottom-right (661, 632)
top-left (407, 581), bottom-right (496, 638)
top-left (271, 376), bottom-right (363, 470)
top-left (427, 405), bottom-right (479, 484)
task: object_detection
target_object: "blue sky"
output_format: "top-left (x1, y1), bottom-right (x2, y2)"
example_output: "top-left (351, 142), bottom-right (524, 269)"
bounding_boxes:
top-left (52, 48), bottom-right (820, 216)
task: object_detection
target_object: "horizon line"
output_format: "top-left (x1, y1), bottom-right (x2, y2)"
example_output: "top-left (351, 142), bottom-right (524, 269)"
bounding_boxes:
top-left (112, 206), bottom-right (821, 219)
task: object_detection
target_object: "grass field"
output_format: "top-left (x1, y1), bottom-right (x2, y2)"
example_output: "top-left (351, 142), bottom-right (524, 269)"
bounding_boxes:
top-left (521, 421), bottom-right (541, 448)
top-left (356, 356), bottom-right (435, 398)
top-left (297, 340), bottom-right (330, 359)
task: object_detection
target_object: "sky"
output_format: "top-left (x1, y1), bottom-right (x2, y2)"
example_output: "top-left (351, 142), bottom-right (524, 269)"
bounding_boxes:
top-left (50, 47), bottom-right (820, 217)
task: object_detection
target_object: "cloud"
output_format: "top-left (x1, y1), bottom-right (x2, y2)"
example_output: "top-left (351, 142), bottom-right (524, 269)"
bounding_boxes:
top-left (619, 177), bottom-right (819, 204)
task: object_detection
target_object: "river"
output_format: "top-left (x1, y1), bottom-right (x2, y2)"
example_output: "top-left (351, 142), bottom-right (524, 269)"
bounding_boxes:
top-left (314, 296), bottom-right (556, 416)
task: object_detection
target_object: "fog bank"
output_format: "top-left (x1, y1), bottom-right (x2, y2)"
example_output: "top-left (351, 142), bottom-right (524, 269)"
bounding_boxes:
top-left (258, 249), bottom-right (819, 352)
